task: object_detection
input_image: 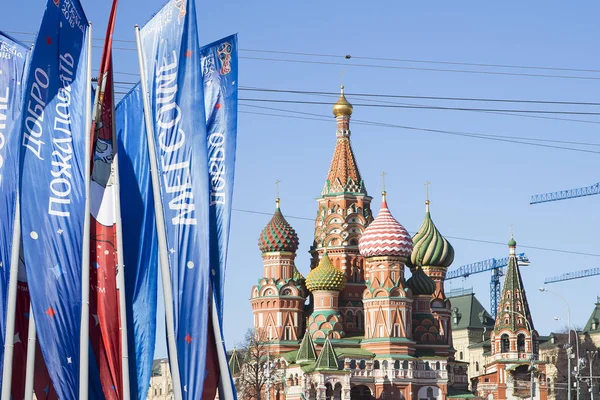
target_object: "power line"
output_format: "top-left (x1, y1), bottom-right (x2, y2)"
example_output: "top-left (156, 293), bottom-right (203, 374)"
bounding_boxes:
top-left (239, 48), bottom-right (600, 75)
top-left (239, 98), bottom-right (600, 116)
top-left (238, 104), bottom-right (600, 154)
top-left (241, 56), bottom-right (600, 81)
top-left (6, 30), bottom-right (600, 81)
top-left (240, 87), bottom-right (600, 107)
top-left (231, 208), bottom-right (600, 258)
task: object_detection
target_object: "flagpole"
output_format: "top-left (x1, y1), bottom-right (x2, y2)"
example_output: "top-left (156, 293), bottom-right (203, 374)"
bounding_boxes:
top-left (23, 305), bottom-right (36, 400)
top-left (79, 22), bottom-right (93, 400)
top-left (134, 25), bottom-right (183, 400)
top-left (0, 200), bottom-right (21, 400)
top-left (212, 292), bottom-right (236, 399)
top-left (111, 74), bottom-right (131, 400)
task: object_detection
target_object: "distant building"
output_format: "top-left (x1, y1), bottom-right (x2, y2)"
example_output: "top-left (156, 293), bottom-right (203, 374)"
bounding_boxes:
top-left (471, 238), bottom-right (548, 400)
top-left (147, 358), bottom-right (173, 400)
top-left (447, 290), bottom-right (495, 387)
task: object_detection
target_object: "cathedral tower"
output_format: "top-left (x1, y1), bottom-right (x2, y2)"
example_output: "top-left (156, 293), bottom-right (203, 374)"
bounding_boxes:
top-left (311, 87), bottom-right (373, 336)
top-left (305, 251), bottom-right (346, 339)
top-left (250, 198), bottom-right (307, 353)
top-left (358, 190), bottom-right (415, 356)
top-left (490, 236), bottom-right (538, 361)
top-left (407, 199), bottom-right (455, 354)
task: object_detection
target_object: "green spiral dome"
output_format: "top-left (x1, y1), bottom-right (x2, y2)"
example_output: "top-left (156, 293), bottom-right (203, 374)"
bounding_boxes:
top-left (406, 266), bottom-right (436, 296)
top-left (306, 252), bottom-right (346, 292)
top-left (408, 202), bottom-right (454, 269)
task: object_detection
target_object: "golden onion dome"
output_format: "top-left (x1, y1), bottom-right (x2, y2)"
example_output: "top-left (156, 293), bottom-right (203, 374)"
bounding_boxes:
top-left (332, 86), bottom-right (353, 117)
top-left (306, 252), bottom-right (346, 292)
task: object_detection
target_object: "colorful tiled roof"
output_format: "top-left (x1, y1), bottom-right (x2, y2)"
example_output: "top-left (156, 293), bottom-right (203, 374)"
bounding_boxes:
top-left (358, 193), bottom-right (413, 258)
top-left (296, 331), bottom-right (317, 363)
top-left (314, 337), bottom-right (339, 371)
top-left (306, 252), bottom-right (346, 292)
top-left (258, 199), bottom-right (299, 253)
top-left (406, 266), bottom-right (436, 296)
top-left (408, 201), bottom-right (454, 269)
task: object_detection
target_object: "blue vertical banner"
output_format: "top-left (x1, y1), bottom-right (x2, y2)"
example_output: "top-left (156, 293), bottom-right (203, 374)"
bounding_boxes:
top-left (139, 1), bottom-right (211, 398)
top-left (200, 34), bottom-right (238, 327)
top-left (0, 31), bottom-right (28, 386)
top-left (18, 0), bottom-right (89, 398)
top-left (116, 83), bottom-right (158, 400)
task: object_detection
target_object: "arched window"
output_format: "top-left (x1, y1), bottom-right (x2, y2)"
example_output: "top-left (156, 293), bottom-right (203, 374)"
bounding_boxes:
top-left (501, 334), bottom-right (510, 353)
top-left (345, 310), bottom-right (354, 325)
top-left (356, 311), bottom-right (363, 329)
top-left (374, 360), bottom-right (380, 369)
top-left (402, 360), bottom-right (409, 369)
top-left (427, 387), bottom-right (434, 399)
top-left (382, 360), bottom-right (388, 369)
top-left (359, 359), bottom-right (366, 370)
top-left (475, 362), bottom-right (479, 372)
top-left (350, 359), bottom-right (356, 369)
top-left (517, 334), bottom-right (526, 353)
top-left (459, 351), bottom-right (463, 360)
top-left (394, 360), bottom-right (400, 369)
top-left (436, 361), bottom-right (441, 370)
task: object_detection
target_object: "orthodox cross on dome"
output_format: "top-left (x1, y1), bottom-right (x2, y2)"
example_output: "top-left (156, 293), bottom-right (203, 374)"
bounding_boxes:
top-left (275, 179), bottom-right (281, 208)
top-left (425, 181), bottom-right (431, 211)
top-left (340, 70), bottom-right (344, 86)
top-left (381, 171), bottom-right (387, 202)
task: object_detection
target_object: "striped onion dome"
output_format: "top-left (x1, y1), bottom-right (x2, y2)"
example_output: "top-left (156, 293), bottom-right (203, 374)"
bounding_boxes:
top-left (358, 192), bottom-right (413, 258)
top-left (306, 252), bottom-right (346, 292)
top-left (406, 266), bottom-right (436, 296)
top-left (408, 201), bottom-right (454, 269)
top-left (258, 199), bottom-right (299, 253)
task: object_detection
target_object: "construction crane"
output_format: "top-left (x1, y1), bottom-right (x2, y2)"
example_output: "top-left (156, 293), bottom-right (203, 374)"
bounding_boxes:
top-left (544, 267), bottom-right (600, 284)
top-left (530, 182), bottom-right (600, 205)
top-left (446, 253), bottom-right (530, 319)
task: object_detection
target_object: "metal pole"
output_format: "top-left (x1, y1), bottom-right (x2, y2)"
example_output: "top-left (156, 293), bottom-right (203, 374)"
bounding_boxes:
top-left (212, 293), bottom-right (236, 399)
top-left (79, 22), bottom-right (93, 400)
top-left (134, 24), bottom-right (183, 400)
top-left (590, 351), bottom-right (597, 400)
top-left (0, 201), bottom-right (21, 400)
top-left (110, 70), bottom-right (131, 400)
top-left (24, 305), bottom-right (36, 400)
top-left (540, 288), bottom-right (572, 400)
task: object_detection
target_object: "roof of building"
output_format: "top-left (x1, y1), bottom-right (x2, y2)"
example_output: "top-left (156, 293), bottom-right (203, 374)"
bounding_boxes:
top-left (315, 337), bottom-right (340, 371)
top-left (257, 199), bottom-right (299, 253)
top-left (358, 192), bottom-right (413, 258)
top-left (406, 266), bottom-right (436, 296)
top-left (305, 251), bottom-right (346, 292)
top-left (449, 293), bottom-right (495, 331)
top-left (296, 331), bottom-right (317, 363)
top-left (332, 86), bottom-right (353, 117)
top-left (407, 201), bottom-right (454, 269)
top-left (228, 348), bottom-right (242, 376)
top-left (583, 297), bottom-right (600, 335)
top-left (493, 237), bottom-right (535, 334)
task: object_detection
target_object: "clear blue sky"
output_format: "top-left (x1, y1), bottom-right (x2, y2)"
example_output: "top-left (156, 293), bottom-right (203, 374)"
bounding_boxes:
top-left (3, 1), bottom-right (600, 358)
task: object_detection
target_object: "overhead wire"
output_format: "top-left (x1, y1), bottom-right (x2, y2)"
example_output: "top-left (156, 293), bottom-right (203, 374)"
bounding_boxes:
top-left (231, 208), bottom-right (600, 258)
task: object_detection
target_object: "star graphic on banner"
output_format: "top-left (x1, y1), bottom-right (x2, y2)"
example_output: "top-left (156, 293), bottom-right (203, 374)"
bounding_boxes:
top-left (92, 314), bottom-right (99, 326)
top-left (67, 357), bottom-right (72, 364)
top-left (92, 262), bottom-right (100, 269)
top-left (43, 386), bottom-right (49, 396)
top-left (46, 307), bottom-right (56, 318)
top-left (184, 385), bottom-right (187, 393)
top-left (185, 49), bottom-right (193, 58)
top-left (0, 262), bottom-right (3, 268)
top-left (13, 333), bottom-right (21, 345)
top-left (49, 264), bottom-right (63, 278)
top-left (56, 228), bottom-right (64, 235)
top-left (46, 36), bottom-right (52, 45)
top-left (232, 81), bottom-right (236, 86)
top-left (169, 248), bottom-right (175, 254)
top-left (215, 103), bottom-right (221, 110)
top-left (184, 334), bottom-right (193, 344)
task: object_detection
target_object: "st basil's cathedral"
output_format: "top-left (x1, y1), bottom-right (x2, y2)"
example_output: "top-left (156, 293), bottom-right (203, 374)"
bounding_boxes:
top-left (243, 87), bottom-right (483, 400)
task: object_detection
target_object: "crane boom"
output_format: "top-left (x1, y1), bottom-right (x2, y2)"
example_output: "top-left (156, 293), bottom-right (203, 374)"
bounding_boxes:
top-left (445, 253), bottom-right (529, 319)
top-left (530, 182), bottom-right (600, 205)
top-left (544, 267), bottom-right (600, 284)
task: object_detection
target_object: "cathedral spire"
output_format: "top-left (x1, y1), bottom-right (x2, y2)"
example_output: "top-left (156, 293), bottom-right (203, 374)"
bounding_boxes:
top-left (322, 86), bottom-right (366, 196)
